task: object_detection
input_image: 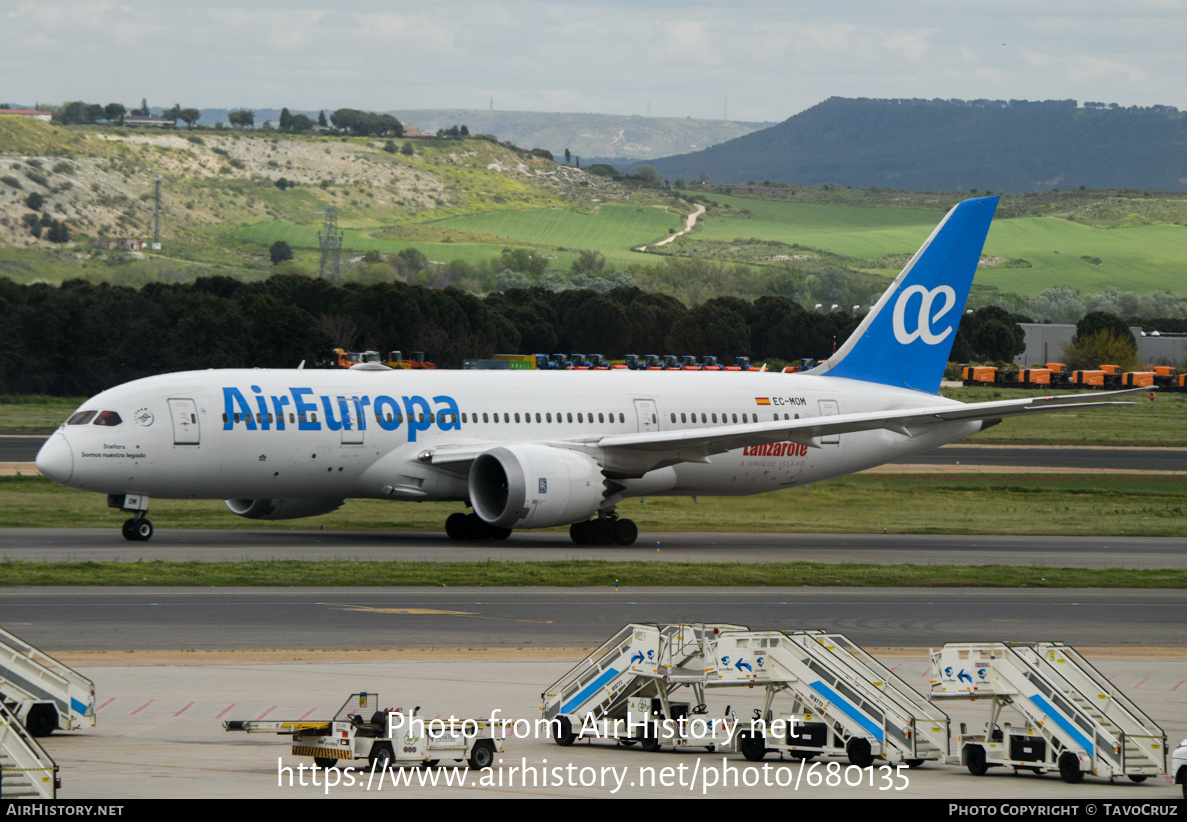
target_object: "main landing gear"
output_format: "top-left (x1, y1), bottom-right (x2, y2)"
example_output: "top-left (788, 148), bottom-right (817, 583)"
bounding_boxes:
top-left (570, 513), bottom-right (638, 546)
top-left (444, 512), bottom-right (512, 541)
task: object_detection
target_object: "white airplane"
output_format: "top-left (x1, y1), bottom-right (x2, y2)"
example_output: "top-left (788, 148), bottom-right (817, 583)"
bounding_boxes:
top-left (36, 196), bottom-right (1133, 545)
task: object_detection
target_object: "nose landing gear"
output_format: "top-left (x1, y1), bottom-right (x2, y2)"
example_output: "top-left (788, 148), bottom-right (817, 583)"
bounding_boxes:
top-left (121, 516), bottom-right (154, 542)
top-left (111, 493), bottom-right (153, 541)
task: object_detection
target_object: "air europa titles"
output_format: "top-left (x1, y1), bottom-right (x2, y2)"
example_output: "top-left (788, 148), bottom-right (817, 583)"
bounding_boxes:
top-left (221, 386), bottom-right (460, 443)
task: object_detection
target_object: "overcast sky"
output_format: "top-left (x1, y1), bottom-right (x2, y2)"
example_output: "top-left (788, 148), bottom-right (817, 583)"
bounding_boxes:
top-left (5, 1), bottom-right (1185, 123)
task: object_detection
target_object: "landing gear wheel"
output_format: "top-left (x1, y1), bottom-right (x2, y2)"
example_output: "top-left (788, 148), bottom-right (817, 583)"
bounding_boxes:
top-left (314, 756), bottom-right (338, 769)
top-left (569, 521), bottom-right (591, 545)
top-left (25, 705), bottom-right (57, 738)
top-left (613, 518), bottom-right (638, 546)
top-left (591, 518), bottom-right (614, 545)
top-left (739, 732), bottom-right (766, 762)
top-left (554, 716), bottom-right (577, 746)
top-left (368, 745), bottom-right (393, 771)
top-left (133, 519), bottom-right (153, 541)
top-left (445, 513), bottom-right (468, 539)
top-left (122, 519), bottom-right (136, 541)
top-left (966, 745), bottom-right (988, 776)
top-left (467, 740), bottom-right (495, 770)
top-left (846, 737), bottom-right (873, 767)
top-left (490, 526), bottom-right (512, 540)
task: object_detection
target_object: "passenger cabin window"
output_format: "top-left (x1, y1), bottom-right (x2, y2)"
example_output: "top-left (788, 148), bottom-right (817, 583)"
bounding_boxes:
top-left (67, 411), bottom-right (97, 425)
top-left (92, 410), bottom-right (122, 426)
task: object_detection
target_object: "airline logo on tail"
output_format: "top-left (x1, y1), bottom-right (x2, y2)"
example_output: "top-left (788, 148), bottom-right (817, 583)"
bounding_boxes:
top-left (813, 195), bottom-right (999, 394)
top-left (892, 284), bottom-right (957, 346)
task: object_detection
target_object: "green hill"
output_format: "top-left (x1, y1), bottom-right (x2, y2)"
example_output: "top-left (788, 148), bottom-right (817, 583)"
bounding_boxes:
top-left (646, 97), bottom-right (1187, 193)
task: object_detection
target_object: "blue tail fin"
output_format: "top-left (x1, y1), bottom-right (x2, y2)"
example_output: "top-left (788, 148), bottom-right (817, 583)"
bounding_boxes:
top-left (812, 195), bottom-right (998, 394)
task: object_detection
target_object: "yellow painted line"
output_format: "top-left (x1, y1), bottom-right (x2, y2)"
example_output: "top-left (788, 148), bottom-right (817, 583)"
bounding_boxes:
top-left (333, 605), bottom-right (552, 624)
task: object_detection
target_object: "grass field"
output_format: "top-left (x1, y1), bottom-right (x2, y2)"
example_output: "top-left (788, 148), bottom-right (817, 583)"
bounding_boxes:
top-left (676, 194), bottom-right (1187, 294)
top-left (0, 559), bottom-right (1179, 588)
top-left (3, 471), bottom-right (1182, 537)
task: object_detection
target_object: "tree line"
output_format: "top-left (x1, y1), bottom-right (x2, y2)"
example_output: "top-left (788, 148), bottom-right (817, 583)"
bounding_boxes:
top-left (0, 274), bottom-right (867, 396)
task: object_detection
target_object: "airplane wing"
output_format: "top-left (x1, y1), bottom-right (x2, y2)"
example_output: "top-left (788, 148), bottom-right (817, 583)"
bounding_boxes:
top-left (426, 390), bottom-right (1137, 476)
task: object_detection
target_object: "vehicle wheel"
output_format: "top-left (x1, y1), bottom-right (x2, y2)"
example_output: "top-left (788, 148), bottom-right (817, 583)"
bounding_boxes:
top-left (133, 519), bottom-right (153, 541)
top-left (846, 737), bottom-right (873, 767)
top-left (314, 756), bottom-right (338, 769)
top-left (421, 760), bottom-right (439, 768)
top-left (121, 518), bottom-right (136, 541)
top-left (467, 740), bottom-right (495, 770)
top-left (1127, 774), bottom-right (1147, 783)
top-left (1058, 752), bottom-right (1084, 784)
top-left (739, 732), bottom-right (766, 762)
top-left (445, 513), bottom-right (467, 539)
top-left (25, 705), bottom-right (57, 738)
top-left (619, 739), bottom-right (637, 747)
top-left (905, 759), bottom-right (924, 769)
top-left (369, 744), bottom-right (394, 771)
top-left (791, 752), bottom-right (816, 762)
top-left (966, 745), bottom-right (988, 776)
top-left (613, 518), bottom-right (638, 546)
top-left (554, 716), bottom-right (577, 746)
top-left (640, 729), bottom-right (661, 753)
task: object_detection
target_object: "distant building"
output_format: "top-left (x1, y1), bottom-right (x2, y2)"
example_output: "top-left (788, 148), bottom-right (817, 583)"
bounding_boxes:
top-left (91, 238), bottom-right (146, 251)
top-left (123, 114), bottom-right (174, 128)
top-left (1015, 323), bottom-right (1185, 367)
top-left (0, 108), bottom-right (52, 121)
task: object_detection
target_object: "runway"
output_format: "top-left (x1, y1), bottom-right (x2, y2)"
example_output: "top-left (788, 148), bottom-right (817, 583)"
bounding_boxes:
top-left (3, 586), bottom-right (1185, 651)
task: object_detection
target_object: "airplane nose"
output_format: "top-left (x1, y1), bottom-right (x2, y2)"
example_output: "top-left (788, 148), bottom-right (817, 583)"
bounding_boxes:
top-left (36, 433), bottom-right (73, 484)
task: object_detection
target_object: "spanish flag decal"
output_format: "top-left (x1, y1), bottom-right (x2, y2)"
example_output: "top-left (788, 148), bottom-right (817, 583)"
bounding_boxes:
top-left (755, 397), bottom-right (771, 406)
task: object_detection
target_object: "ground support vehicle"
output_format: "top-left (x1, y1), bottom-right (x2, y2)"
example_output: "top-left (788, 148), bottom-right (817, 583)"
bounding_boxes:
top-left (711, 630), bottom-right (950, 768)
top-left (541, 625), bottom-right (949, 767)
top-left (0, 699), bottom-right (59, 798)
top-left (0, 626), bottom-right (95, 737)
top-left (1172, 739), bottom-right (1186, 798)
top-left (225, 693), bottom-right (505, 770)
top-left (930, 642), bottom-right (1165, 784)
top-left (541, 624), bottom-right (746, 752)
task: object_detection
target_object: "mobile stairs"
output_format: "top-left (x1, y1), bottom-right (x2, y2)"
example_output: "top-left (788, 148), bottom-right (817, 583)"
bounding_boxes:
top-left (0, 699), bottom-right (58, 798)
top-left (709, 629), bottom-right (950, 767)
top-left (0, 626), bottom-right (96, 737)
top-left (930, 642), bottom-right (1165, 784)
top-left (541, 623), bottom-right (745, 751)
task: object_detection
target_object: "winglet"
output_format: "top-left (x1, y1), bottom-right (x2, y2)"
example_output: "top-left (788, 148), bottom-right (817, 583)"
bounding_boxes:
top-left (811, 196), bottom-right (999, 394)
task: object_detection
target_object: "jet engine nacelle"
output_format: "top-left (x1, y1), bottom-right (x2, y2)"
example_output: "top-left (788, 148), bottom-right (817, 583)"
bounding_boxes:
top-left (469, 444), bottom-right (604, 529)
top-left (224, 498), bottom-right (345, 520)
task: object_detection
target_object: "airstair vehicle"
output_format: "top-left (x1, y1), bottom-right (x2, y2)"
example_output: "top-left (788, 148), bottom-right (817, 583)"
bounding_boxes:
top-left (541, 624), bottom-right (745, 751)
top-left (0, 699), bottom-right (59, 798)
top-left (710, 630), bottom-right (950, 767)
top-left (541, 625), bottom-right (950, 766)
top-left (0, 627), bottom-right (96, 737)
top-left (930, 642), bottom-right (1166, 784)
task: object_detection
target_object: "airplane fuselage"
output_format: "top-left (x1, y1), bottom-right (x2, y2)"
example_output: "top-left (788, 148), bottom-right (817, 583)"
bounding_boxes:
top-left (40, 368), bottom-right (978, 503)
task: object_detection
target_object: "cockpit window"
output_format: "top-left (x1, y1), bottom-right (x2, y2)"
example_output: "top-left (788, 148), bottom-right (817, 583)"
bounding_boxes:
top-left (67, 411), bottom-right (97, 425)
top-left (92, 410), bottom-right (123, 426)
